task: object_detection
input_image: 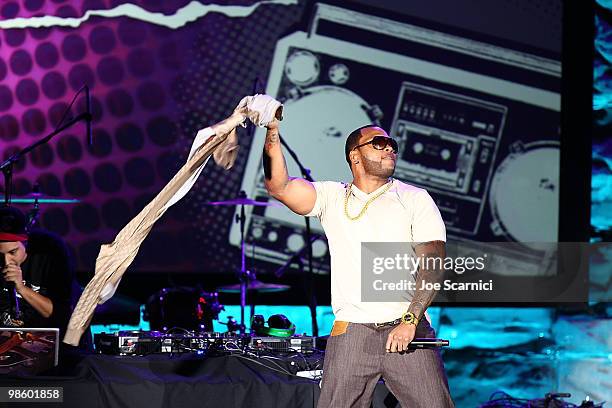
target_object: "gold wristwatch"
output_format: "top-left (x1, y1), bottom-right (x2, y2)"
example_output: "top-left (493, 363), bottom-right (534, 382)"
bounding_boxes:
top-left (401, 311), bottom-right (419, 326)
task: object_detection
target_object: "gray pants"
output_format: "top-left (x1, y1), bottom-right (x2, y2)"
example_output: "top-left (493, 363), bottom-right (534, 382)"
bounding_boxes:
top-left (317, 319), bottom-right (454, 408)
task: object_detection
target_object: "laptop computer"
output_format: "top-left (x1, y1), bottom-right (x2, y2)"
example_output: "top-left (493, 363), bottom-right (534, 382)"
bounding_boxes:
top-left (0, 328), bottom-right (60, 375)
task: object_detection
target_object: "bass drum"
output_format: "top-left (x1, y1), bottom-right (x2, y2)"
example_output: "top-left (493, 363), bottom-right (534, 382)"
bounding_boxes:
top-left (144, 287), bottom-right (223, 332)
top-left (489, 141), bottom-right (560, 244)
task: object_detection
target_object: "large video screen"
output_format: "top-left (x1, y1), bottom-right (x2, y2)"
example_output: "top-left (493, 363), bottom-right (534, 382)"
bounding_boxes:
top-left (232, 3), bottom-right (562, 280)
top-left (1, 1), bottom-right (588, 287)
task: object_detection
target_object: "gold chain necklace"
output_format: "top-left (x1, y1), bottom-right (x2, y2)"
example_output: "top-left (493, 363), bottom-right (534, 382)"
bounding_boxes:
top-left (344, 180), bottom-right (393, 221)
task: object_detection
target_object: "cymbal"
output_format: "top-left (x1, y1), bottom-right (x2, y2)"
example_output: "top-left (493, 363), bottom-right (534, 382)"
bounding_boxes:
top-left (204, 198), bottom-right (281, 207)
top-left (10, 193), bottom-right (80, 204)
top-left (217, 279), bottom-right (290, 293)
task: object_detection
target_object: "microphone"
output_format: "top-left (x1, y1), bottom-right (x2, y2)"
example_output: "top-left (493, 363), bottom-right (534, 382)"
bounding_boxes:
top-left (84, 85), bottom-right (92, 145)
top-left (2, 268), bottom-right (21, 320)
top-left (408, 338), bottom-right (449, 349)
top-left (10, 283), bottom-right (21, 319)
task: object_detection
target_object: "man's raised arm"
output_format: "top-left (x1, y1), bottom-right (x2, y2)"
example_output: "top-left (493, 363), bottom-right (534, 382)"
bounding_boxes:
top-left (262, 120), bottom-right (317, 215)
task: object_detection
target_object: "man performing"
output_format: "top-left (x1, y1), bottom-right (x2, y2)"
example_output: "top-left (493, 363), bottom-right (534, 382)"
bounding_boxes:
top-left (0, 206), bottom-right (73, 333)
top-left (263, 121), bottom-right (454, 407)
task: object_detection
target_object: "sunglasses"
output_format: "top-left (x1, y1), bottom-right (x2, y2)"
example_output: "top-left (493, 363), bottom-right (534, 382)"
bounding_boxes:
top-left (352, 135), bottom-right (398, 154)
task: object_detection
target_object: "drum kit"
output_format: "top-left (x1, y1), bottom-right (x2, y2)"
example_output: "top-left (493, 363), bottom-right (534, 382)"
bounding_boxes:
top-left (145, 192), bottom-right (292, 335)
top-left (4, 186), bottom-right (81, 229)
top-left (3, 185), bottom-right (291, 334)
top-left (5, 180), bottom-right (292, 334)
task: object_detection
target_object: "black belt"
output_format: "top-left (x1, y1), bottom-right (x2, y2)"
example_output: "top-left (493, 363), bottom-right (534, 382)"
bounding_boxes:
top-left (373, 318), bottom-right (403, 328)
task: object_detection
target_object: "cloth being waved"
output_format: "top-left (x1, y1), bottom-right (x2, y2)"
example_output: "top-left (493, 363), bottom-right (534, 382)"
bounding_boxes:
top-left (63, 95), bottom-right (282, 346)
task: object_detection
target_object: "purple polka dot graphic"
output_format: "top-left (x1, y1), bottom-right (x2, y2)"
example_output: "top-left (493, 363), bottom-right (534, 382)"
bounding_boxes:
top-left (115, 122), bottom-right (144, 152)
top-left (41, 71), bottom-right (68, 99)
top-left (137, 81), bottom-right (165, 111)
top-left (62, 34), bottom-right (87, 62)
top-left (89, 26), bottom-right (116, 55)
top-left (72, 203), bottom-right (100, 233)
top-left (68, 64), bottom-right (95, 91)
top-left (106, 89), bottom-right (134, 118)
top-left (64, 167), bottom-right (91, 197)
top-left (25, 0), bottom-right (44, 12)
top-left (29, 143), bottom-right (54, 168)
top-left (48, 102), bottom-right (71, 128)
top-left (57, 135), bottom-right (83, 163)
top-left (0, 86), bottom-right (14, 111)
top-left (118, 19), bottom-right (148, 46)
top-left (127, 48), bottom-right (155, 78)
top-left (124, 157), bottom-right (155, 189)
top-left (22, 109), bottom-right (46, 136)
top-left (0, 115), bottom-right (19, 142)
top-left (36, 172), bottom-right (63, 196)
top-left (16, 78), bottom-right (40, 106)
top-left (93, 162), bottom-right (123, 192)
top-left (43, 208), bottom-right (70, 236)
top-left (87, 128), bottom-right (112, 158)
top-left (35, 42), bottom-right (60, 69)
top-left (10, 50), bottom-right (33, 76)
top-left (97, 56), bottom-right (125, 85)
top-left (1, 2), bottom-right (19, 19)
top-left (5, 30), bottom-right (26, 47)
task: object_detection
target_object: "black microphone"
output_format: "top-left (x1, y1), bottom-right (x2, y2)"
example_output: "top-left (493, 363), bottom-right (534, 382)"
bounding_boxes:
top-left (408, 338), bottom-right (449, 349)
top-left (1, 266), bottom-right (21, 320)
top-left (84, 85), bottom-right (92, 145)
top-left (10, 283), bottom-right (21, 319)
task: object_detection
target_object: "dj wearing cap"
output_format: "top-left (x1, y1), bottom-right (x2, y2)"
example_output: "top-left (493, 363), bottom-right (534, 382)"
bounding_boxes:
top-left (0, 206), bottom-right (73, 333)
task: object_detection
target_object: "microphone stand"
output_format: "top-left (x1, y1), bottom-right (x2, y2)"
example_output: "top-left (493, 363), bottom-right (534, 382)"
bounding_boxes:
top-left (235, 190), bottom-right (254, 335)
top-left (234, 77), bottom-right (262, 335)
top-left (0, 88), bottom-right (92, 320)
top-left (0, 111), bottom-right (92, 205)
top-left (25, 184), bottom-right (41, 230)
top-left (278, 134), bottom-right (319, 337)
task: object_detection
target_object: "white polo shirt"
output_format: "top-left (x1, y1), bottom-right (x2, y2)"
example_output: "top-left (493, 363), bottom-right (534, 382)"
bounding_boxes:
top-left (307, 179), bottom-right (446, 323)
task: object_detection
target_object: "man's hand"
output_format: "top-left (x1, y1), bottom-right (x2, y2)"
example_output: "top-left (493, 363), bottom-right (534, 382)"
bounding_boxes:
top-left (386, 323), bottom-right (417, 353)
top-left (2, 264), bottom-right (24, 291)
top-left (266, 117), bottom-right (279, 130)
top-left (4, 264), bottom-right (54, 318)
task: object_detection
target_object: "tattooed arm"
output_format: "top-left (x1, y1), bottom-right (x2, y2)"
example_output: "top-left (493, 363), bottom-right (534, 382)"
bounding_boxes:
top-left (386, 240), bottom-right (445, 353)
top-left (262, 119), bottom-right (316, 215)
top-left (408, 240), bottom-right (446, 320)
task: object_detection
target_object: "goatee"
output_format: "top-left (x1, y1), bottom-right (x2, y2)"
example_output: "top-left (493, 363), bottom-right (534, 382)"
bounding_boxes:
top-left (361, 156), bottom-right (395, 178)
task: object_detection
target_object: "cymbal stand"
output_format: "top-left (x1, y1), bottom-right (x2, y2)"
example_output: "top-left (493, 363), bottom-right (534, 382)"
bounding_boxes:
top-left (25, 184), bottom-right (41, 230)
top-left (278, 134), bottom-right (319, 336)
top-left (235, 190), bottom-right (253, 335)
top-left (235, 76), bottom-right (262, 335)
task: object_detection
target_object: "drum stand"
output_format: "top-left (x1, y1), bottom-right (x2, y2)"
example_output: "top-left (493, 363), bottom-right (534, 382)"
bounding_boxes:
top-left (236, 191), bottom-right (251, 335)
top-left (210, 193), bottom-right (291, 334)
top-left (278, 134), bottom-right (319, 337)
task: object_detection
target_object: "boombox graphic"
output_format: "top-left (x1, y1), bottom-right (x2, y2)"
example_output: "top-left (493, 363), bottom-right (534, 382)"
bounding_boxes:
top-left (230, 4), bottom-right (561, 276)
